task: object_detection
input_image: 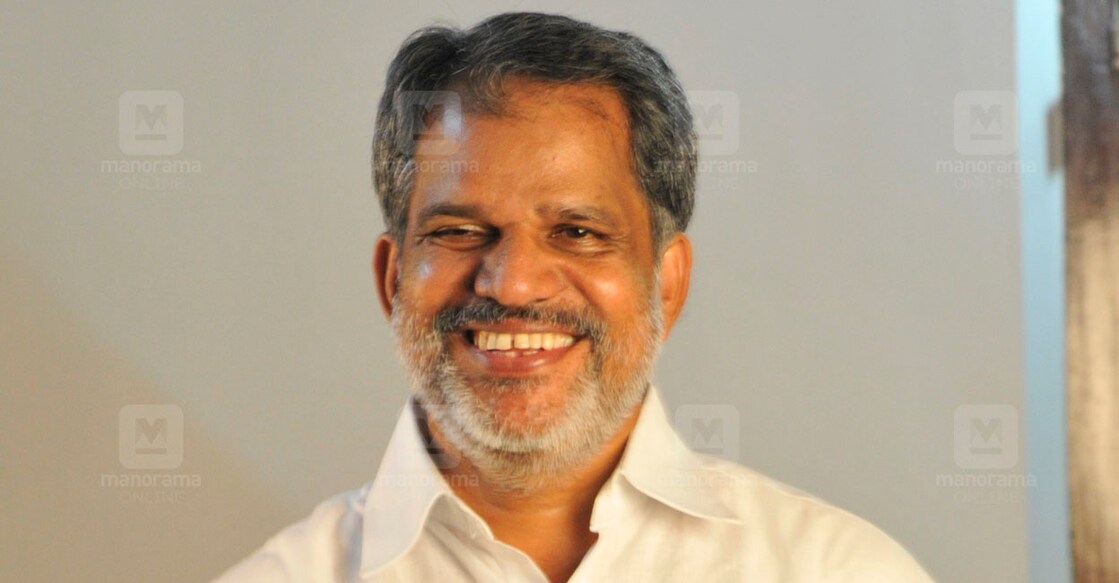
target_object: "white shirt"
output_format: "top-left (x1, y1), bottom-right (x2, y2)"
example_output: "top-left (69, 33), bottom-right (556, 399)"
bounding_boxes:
top-left (215, 388), bottom-right (937, 582)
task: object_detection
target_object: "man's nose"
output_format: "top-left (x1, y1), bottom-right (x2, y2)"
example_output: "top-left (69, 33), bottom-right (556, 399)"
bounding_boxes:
top-left (473, 232), bottom-right (564, 306)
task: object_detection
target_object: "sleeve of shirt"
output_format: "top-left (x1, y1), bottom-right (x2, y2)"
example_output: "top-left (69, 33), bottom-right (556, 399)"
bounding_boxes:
top-left (209, 489), bottom-right (366, 583)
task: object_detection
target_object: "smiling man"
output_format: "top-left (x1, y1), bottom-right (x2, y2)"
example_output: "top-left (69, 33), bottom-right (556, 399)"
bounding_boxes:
top-left (216, 12), bottom-right (936, 583)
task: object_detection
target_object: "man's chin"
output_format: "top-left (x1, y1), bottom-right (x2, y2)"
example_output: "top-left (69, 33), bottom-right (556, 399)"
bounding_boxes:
top-left (457, 378), bottom-right (577, 442)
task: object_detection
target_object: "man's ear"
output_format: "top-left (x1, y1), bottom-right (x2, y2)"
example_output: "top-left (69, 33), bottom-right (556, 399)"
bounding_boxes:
top-left (373, 233), bottom-right (399, 318)
top-left (657, 232), bottom-right (692, 338)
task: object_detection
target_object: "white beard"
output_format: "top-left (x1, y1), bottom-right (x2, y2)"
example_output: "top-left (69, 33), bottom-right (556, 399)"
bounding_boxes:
top-left (390, 287), bottom-right (663, 493)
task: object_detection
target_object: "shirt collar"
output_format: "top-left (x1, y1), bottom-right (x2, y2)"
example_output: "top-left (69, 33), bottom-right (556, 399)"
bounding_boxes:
top-left (359, 399), bottom-right (457, 577)
top-left (614, 386), bottom-right (742, 524)
top-left (359, 387), bottom-right (740, 576)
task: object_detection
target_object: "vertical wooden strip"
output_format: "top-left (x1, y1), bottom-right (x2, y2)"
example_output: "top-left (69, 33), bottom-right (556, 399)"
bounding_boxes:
top-left (1063, 0), bottom-right (1119, 580)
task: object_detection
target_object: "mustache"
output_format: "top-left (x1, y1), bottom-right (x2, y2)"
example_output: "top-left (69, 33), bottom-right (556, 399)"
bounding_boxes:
top-left (432, 298), bottom-right (607, 340)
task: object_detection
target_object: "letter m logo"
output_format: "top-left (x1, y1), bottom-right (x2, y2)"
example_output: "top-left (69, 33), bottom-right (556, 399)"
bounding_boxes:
top-left (118, 90), bottom-right (183, 155)
top-left (690, 417), bottom-right (724, 453)
top-left (969, 417), bottom-right (1003, 452)
top-left (134, 417), bottom-right (168, 454)
top-left (134, 103), bottom-right (168, 138)
top-left (675, 404), bottom-right (739, 461)
top-left (954, 404), bottom-right (1018, 469)
top-left (400, 90), bottom-right (462, 156)
top-left (953, 91), bottom-right (1017, 155)
top-left (119, 404), bottom-right (184, 469)
top-left (687, 91), bottom-right (740, 155)
top-left (968, 103), bottom-right (1003, 137)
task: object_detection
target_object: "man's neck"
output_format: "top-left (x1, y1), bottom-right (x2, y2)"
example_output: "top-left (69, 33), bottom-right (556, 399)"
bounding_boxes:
top-left (427, 406), bottom-right (642, 582)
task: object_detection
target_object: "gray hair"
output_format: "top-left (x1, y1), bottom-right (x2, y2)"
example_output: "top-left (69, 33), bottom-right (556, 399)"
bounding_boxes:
top-left (372, 12), bottom-right (697, 250)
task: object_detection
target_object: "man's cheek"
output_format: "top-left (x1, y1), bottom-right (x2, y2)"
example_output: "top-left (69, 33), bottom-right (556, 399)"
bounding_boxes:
top-left (404, 254), bottom-right (437, 284)
top-left (576, 266), bottom-right (647, 303)
top-left (397, 257), bottom-right (440, 307)
top-left (408, 252), bottom-right (475, 290)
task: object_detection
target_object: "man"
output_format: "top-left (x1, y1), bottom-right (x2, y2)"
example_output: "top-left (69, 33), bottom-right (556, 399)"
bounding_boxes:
top-left (217, 12), bottom-right (936, 583)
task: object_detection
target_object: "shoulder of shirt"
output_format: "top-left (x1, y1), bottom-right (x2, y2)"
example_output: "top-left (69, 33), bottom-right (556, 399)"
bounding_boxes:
top-left (683, 453), bottom-right (937, 582)
top-left (210, 483), bottom-right (370, 583)
top-left (212, 460), bottom-right (937, 582)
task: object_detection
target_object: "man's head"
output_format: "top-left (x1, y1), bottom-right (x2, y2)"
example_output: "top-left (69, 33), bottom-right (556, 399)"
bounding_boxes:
top-left (371, 13), bottom-right (696, 490)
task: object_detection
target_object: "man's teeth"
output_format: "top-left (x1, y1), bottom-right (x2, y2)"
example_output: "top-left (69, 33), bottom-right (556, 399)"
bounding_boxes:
top-left (472, 331), bottom-right (575, 351)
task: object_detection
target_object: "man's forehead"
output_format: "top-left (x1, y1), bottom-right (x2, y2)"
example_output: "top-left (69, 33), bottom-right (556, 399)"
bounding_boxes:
top-left (412, 82), bottom-right (637, 188)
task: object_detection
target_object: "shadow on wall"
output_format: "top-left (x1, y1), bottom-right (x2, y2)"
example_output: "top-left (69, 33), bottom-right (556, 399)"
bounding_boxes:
top-left (0, 240), bottom-right (293, 582)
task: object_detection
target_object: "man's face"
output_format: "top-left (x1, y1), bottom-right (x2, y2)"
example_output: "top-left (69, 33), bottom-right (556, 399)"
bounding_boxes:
top-left (376, 79), bottom-right (688, 486)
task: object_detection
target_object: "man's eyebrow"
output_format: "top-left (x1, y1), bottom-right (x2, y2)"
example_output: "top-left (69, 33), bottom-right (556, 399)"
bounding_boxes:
top-left (415, 201), bottom-right (623, 229)
top-left (538, 203), bottom-right (621, 229)
top-left (415, 203), bottom-right (482, 225)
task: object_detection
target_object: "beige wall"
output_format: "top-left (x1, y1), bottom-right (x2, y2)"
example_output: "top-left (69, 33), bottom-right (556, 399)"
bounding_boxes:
top-left (2, 1), bottom-right (1054, 581)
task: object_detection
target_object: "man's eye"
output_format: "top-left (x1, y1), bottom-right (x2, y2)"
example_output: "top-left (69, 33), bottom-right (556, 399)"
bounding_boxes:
top-left (433, 227), bottom-right (480, 237)
top-left (426, 226), bottom-right (491, 240)
top-left (420, 226), bottom-right (492, 247)
top-left (556, 226), bottom-right (599, 240)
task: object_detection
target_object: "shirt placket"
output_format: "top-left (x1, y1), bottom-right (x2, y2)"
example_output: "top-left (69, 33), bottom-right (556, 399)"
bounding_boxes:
top-left (435, 496), bottom-right (551, 582)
